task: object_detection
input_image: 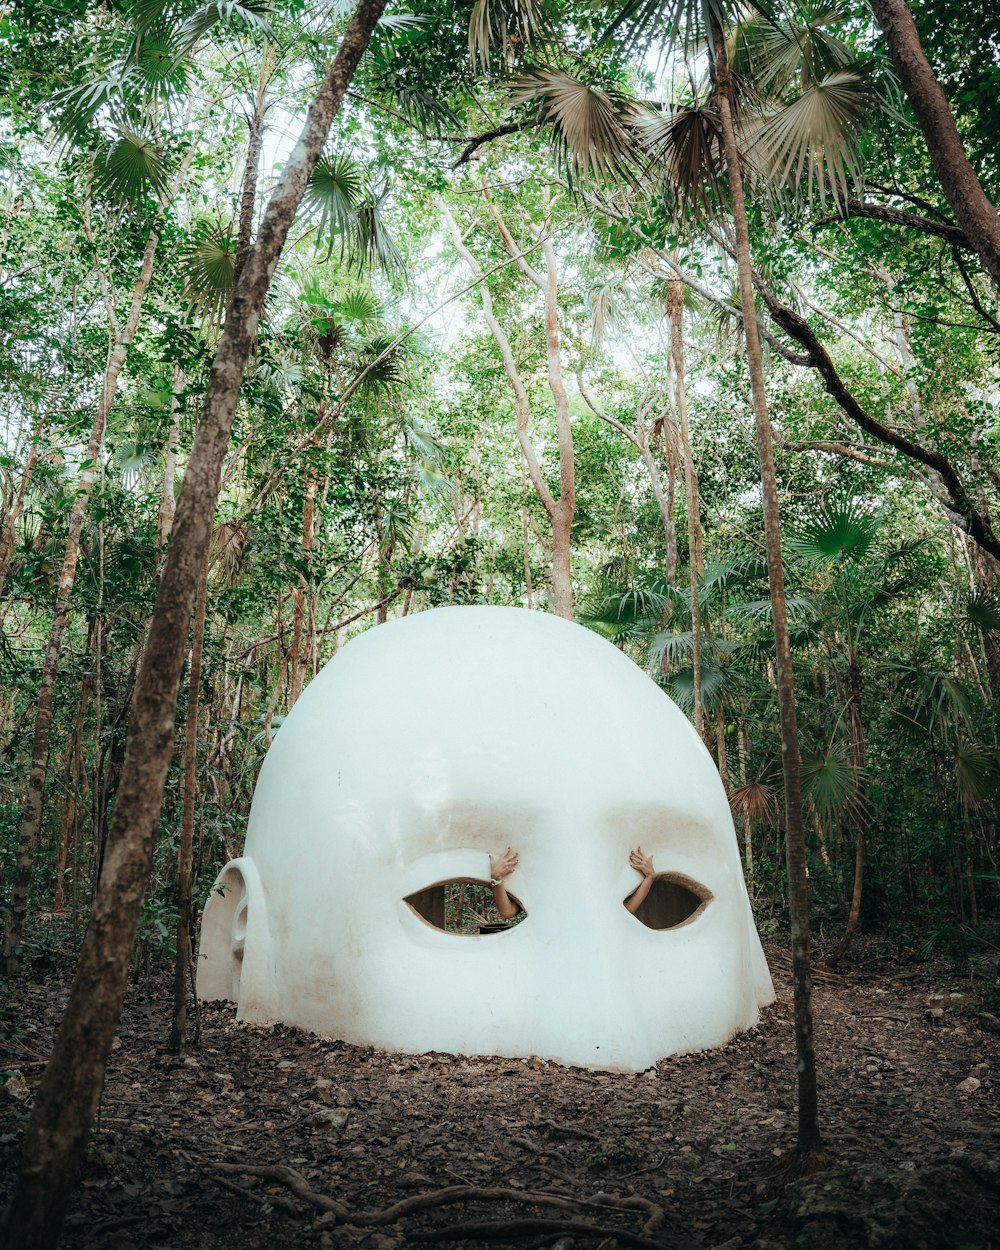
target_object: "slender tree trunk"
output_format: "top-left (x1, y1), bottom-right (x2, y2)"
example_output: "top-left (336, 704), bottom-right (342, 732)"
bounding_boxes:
top-left (438, 195), bottom-right (574, 618)
top-left (157, 367), bottom-right (185, 547)
top-left (170, 552), bottom-right (209, 1050)
top-left (713, 27), bottom-right (823, 1163)
top-left (829, 656), bottom-right (867, 966)
top-left (289, 437), bottom-right (318, 707)
top-left (1, 220), bottom-right (162, 971)
top-left (52, 677), bottom-right (90, 914)
top-left (0, 418), bottom-right (45, 602)
top-left (1, 6), bottom-right (386, 1245)
top-left (668, 281), bottom-right (706, 741)
top-left (868, 0), bottom-right (1000, 289)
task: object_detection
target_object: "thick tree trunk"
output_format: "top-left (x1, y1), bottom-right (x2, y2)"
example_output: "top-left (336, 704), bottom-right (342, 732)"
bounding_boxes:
top-left (714, 28), bottom-right (823, 1163)
top-left (2, 220), bottom-right (161, 971)
top-left (1, 6), bottom-right (386, 1245)
top-left (170, 553), bottom-right (209, 1050)
top-left (868, 0), bottom-right (1000, 289)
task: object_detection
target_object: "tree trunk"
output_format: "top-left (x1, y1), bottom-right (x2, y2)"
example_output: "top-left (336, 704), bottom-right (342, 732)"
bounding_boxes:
top-left (2, 219), bottom-right (162, 972)
top-left (438, 195), bottom-right (575, 618)
top-left (713, 26), bottom-right (823, 1164)
top-left (289, 437), bottom-right (319, 707)
top-left (170, 551), bottom-right (209, 1050)
top-left (668, 281), bottom-right (706, 741)
top-left (868, 0), bottom-right (1000, 289)
top-left (0, 417), bottom-right (45, 602)
top-left (829, 656), bottom-right (867, 966)
top-left (1, 5), bottom-right (386, 1245)
top-left (157, 367), bottom-right (185, 547)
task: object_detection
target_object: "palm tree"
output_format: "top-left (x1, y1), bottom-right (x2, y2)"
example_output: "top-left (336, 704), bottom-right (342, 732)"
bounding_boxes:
top-left (789, 499), bottom-right (922, 963)
top-left (488, 0), bottom-right (884, 1168)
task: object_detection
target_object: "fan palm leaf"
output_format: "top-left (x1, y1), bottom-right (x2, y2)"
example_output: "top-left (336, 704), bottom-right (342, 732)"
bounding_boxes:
top-left (303, 154), bottom-right (365, 253)
top-left (789, 497), bottom-right (878, 565)
top-left (965, 591), bottom-right (1000, 637)
top-left (184, 225), bottom-right (237, 323)
top-left (952, 739), bottom-right (1000, 808)
top-left (633, 103), bottom-right (726, 211)
top-left (93, 128), bottom-right (165, 202)
top-left (747, 69), bottom-right (873, 205)
top-left (729, 779), bottom-right (779, 827)
top-left (800, 734), bottom-right (861, 822)
top-left (509, 69), bottom-right (641, 188)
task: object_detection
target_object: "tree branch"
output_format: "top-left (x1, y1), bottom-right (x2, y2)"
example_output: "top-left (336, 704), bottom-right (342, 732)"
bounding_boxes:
top-left (758, 287), bottom-right (1000, 559)
top-left (814, 195), bottom-right (970, 245)
top-left (451, 119), bottom-right (540, 168)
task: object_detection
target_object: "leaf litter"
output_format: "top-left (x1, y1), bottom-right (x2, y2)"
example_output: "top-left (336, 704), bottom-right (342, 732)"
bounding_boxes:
top-left (1, 943), bottom-right (997, 1249)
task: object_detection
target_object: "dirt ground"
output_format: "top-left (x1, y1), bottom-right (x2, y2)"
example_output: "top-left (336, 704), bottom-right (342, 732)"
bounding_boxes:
top-left (2, 944), bottom-right (998, 1250)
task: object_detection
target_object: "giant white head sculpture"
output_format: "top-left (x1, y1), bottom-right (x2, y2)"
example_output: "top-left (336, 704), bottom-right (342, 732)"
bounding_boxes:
top-left (198, 606), bottom-right (773, 1071)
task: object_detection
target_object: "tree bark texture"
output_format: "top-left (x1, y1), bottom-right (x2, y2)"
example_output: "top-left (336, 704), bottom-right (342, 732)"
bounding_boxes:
top-left (668, 282), bottom-right (706, 742)
top-left (713, 27), bottom-right (822, 1159)
top-left (868, 0), bottom-right (1000, 289)
top-left (1, 4), bottom-right (387, 1245)
top-left (170, 552), bottom-right (209, 1050)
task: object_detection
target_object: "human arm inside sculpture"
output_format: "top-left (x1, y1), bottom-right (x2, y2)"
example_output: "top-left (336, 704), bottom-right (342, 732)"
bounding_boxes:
top-left (624, 845), bottom-right (655, 913)
top-left (489, 845), bottom-right (522, 920)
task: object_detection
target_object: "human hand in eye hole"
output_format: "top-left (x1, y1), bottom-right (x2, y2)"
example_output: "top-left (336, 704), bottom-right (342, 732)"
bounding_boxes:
top-left (625, 845), bottom-right (656, 914)
top-left (489, 846), bottom-right (522, 920)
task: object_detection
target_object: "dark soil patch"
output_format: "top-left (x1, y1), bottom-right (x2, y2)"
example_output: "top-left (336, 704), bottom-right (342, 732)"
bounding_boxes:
top-left (2, 945), bottom-right (998, 1249)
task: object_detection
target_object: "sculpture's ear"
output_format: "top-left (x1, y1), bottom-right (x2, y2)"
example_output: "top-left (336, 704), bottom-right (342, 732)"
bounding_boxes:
top-left (196, 858), bottom-right (278, 1022)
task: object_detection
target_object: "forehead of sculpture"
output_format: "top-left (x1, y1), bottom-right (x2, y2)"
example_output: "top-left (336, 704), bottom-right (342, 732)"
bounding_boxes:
top-left (256, 607), bottom-right (730, 855)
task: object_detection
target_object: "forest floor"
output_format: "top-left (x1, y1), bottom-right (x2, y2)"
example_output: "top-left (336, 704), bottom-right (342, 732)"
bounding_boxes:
top-left (1, 942), bottom-right (998, 1250)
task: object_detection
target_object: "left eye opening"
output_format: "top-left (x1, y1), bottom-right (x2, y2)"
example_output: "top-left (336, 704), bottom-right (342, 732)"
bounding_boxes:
top-left (405, 879), bottom-right (526, 935)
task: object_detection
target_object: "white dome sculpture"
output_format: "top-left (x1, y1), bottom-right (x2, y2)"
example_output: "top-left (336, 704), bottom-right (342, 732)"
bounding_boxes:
top-left (198, 606), bottom-right (774, 1071)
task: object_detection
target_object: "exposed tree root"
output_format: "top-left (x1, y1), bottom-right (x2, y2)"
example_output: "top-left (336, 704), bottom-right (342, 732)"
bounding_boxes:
top-left (216, 1162), bottom-right (671, 1241)
top-left (767, 1144), bottom-right (835, 1184)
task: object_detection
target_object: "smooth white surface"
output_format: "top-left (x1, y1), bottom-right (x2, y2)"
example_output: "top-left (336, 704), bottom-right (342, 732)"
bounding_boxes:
top-left (198, 606), bottom-right (774, 1071)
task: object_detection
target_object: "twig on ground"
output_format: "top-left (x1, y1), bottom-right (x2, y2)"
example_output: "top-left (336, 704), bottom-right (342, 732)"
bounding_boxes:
top-left (409, 1217), bottom-right (674, 1249)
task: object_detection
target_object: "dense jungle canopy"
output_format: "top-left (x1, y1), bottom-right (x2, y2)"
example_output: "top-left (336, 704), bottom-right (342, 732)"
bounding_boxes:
top-left (1, 0), bottom-right (999, 1244)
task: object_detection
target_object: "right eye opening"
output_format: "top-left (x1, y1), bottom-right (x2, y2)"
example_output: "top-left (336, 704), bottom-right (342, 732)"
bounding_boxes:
top-left (628, 873), bottom-right (710, 930)
top-left (405, 880), bottom-right (526, 934)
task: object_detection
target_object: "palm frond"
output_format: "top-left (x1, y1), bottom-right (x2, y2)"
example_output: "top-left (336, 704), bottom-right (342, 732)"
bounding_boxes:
top-left (303, 154), bottom-right (365, 253)
top-left (800, 735), bottom-right (861, 821)
top-left (586, 277), bottom-right (622, 345)
top-left (184, 225), bottom-right (236, 323)
top-left (965, 591), bottom-right (1000, 637)
top-left (469, 0), bottom-right (547, 69)
top-left (729, 779), bottom-right (779, 827)
top-left (633, 103), bottom-right (725, 211)
top-left (789, 497), bottom-right (878, 565)
top-left (748, 68), bottom-right (872, 205)
top-left (733, 5), bottom-right (854, 95)
top-left (174, 0), bottom-right (275, 58)
top-left (952, 739), bottom-right (1000, 808)
top-left (334, 289), bottom-right (385, 327)
top-left (510, 69), bottom-right (641, 188)
top-left (93, 128), bottom-right (165, 202)
top-left (352, 180), bottom-right (406, 277)
top-left (648, 628), bottom-right (695, 670)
